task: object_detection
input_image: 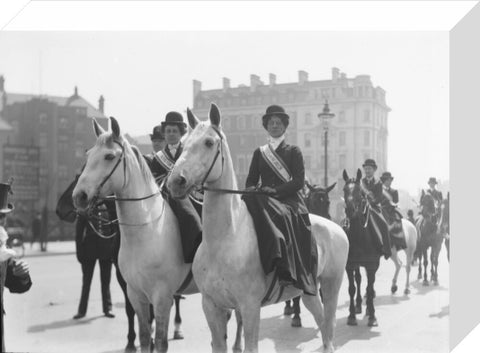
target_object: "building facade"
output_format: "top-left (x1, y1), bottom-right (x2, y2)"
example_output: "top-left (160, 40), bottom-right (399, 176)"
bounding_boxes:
top-left (192, 68), bottom-right (390, 221)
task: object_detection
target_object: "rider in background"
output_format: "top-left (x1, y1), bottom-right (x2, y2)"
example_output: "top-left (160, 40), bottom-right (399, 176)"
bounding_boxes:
top-left (425, 177), bottom-right (443, 222)
top-left (148, 112), bottom-right (202, 263)
top-left (243, 105), bottom-right (317, 295)
top-left (144, 125), bottom-right (166, 170)
top-left (380, 172), bottom-right (406, 250)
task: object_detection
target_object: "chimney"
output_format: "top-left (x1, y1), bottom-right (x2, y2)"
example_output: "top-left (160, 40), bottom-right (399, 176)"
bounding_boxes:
top-left (222, 77), bottom-right (230, 92)
top-left (250, 74), bottom-right (262, 92)
top-left (0, 75), bottom-right (4, 92)
top-left (193, 80), bottom-right (202, 98)
top-left (298, 70), bottom-right (308, 85)
top-left (340, 72), bottom-right (347, 80)
top-left (98, 95), bottom-right (105, 114)
top-left (74, 86), bottom-right (79, 97)
top-left (332, 67), bottom-right (340, 83)
top-left (269, 73), bottom-right (276, 87)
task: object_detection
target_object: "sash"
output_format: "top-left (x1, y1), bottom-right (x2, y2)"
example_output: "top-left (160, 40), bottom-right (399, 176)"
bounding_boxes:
top-left (259, 144), bottom-right (292, 183)
top-left (154, 150), bottom-right (175, 171)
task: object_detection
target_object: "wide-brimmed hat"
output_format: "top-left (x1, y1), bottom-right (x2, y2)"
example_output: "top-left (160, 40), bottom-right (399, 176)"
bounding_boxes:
top-left (362, 159), bottom-right (377, 170)
top-left (380, 171), bottom-right (394, 182)
top-left (428, 177), bottom-right (438, 185)
top-left (150, 125), bottom-right (165, 141)
top-left (0, 183), bottom-right (14, 214)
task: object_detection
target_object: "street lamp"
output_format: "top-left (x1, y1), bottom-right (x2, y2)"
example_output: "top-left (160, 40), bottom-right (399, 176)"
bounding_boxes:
top-left (318, 99), bottom-right (335, 187)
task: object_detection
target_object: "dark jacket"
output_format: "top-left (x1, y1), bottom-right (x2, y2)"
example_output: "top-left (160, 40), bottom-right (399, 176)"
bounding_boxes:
top-left (1, 258), bottom-right (32, 352)
top-left (383, 187), bottom-right (399, 204)
top-left (245, 141), bottom-right (307, 213)
top-left (149, 144), bottom-right (184, 183)
top-left (75, 203), bottom-right (116, 263)
top-left (361, 177), bottom-right (384, 206)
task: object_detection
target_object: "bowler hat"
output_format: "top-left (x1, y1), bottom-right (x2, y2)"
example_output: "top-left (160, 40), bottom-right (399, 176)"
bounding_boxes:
top-left (262, 105), bottom-right (290, 129)
top-left (428, 177), bottom-right (438, 185)
top-left (0, 183), bottom-right (14, 214)
top-left (161, 112), bottom-right (187, 129)
top-left (362, 159), bottom-right (377, 170)
top-left (380, 171), bottom-right (394, 181)
top-left (150, 125), bottom-right (165, 141)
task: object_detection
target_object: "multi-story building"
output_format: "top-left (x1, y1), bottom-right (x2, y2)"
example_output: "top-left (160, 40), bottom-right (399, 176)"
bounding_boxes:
top-left (192, 68), bottom-right (390, 221)
top-left (0, 75), bottom-right (108, 237)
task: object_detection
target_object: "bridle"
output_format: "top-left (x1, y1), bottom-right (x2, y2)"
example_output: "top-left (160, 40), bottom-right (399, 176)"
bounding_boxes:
top-left (343, 180), bottom-right (368, 229)
top-left (81, 139), bottom-right (162, 238)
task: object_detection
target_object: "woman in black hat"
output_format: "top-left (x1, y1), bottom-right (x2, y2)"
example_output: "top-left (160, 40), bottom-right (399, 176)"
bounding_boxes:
top-left (380, 172), bottom-right (406, 250)
top-left (0, 183), bottom-right (32, 352)
top-left (149, 112), bottom-right (202, 264)
top-left (243, 105), bottom-right (317, 296)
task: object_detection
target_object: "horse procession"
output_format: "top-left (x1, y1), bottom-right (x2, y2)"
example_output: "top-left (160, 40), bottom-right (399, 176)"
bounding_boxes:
top-left (0, 103), bottom-right (450, 353)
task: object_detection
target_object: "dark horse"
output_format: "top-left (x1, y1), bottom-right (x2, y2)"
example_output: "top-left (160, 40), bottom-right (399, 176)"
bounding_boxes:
top-left (440, 192), bottom-right (450, 262)
top-left (283, 181), bottom-right (336, 327)
top-left (56, 176), bottom-right (185, 352)
top-left (415, 191), bottom-right (444, 286)
top-left (342, 169), bottom-right (385, 327)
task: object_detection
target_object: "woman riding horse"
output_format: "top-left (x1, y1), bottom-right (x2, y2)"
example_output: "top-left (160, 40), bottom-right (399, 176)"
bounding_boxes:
top-left (243, 104), bottom-right (317, 295)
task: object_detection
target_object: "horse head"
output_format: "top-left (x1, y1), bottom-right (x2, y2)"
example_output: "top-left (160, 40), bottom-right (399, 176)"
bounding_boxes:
top-left (168, 103), bottom-right (229, 199)
top-left (342, 169), bottom-right (364, 220)
top-left (72, 117), bottom-right (149, 214)
top-left (306, 182), bottom-right (336, 218)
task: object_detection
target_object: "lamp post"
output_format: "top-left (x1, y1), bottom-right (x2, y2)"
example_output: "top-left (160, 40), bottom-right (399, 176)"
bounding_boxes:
top-left (318, 100), bottom-right (335, 187)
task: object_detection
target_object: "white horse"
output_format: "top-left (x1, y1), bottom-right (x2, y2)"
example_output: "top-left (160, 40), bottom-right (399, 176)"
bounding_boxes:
top-left (389, 219), bottom-right (418, 295)
top-left (72, 118), bottom-right (241, 353)
top-left (167, 104), bottom-right (349, 353)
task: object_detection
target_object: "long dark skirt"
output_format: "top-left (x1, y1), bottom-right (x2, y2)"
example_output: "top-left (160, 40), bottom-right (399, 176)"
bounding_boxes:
top-left (242, 194), bottom-right (317, 296)
top-left (365, 205), bottom-right (392, 259)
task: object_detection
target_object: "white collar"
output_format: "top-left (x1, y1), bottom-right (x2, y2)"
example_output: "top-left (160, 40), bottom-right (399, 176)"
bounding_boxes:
top-left (168, 142), bottom-right (181, 150)
top-left (268, 134), bottom-right (285, 150)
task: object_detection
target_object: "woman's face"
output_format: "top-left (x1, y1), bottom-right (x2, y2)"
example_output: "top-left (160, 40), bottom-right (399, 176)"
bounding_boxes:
top-left (363, 166), bottom-right (375, 178)
top-left (164, 125), bottom-right (182, 145)
top-left (267, 116), bottom-right (286, 138)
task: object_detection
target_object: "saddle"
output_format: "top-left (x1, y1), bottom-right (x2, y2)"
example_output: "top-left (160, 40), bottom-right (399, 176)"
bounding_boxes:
top-left (381, 205), bottom-right (406, 250)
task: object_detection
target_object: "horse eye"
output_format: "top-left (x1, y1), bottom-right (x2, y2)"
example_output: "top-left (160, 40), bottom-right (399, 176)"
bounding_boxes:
top-left (205, 139), bottom-right (214, 148)
top-left (105, 154), bottom-right (115, 161)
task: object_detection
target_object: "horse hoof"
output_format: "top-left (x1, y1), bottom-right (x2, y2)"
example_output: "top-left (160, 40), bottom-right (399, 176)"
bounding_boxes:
top-left (423, 280), bottom-right (429, 286)
top-left (368, 316), bottom-right (378, 327)
top-left (124, 342), bottom-right (136, 353)
top-left (284, 306), bottom-right (294, 316)
top-left (347, 316), bottom-right (358, 326)
top-left (433, 280), bottom-right (439, 286)
top-left (291, 317), bottom-right (302, 327)
top-left (173, 331), bottom-right (184, 340)
top-left (404, 288), bottom-right (410, 295)
top-left (391, 285), bottom-right (398, 294)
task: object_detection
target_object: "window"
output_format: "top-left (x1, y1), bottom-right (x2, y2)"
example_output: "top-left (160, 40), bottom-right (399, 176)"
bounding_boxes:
top-left (222, 116), bottom-right (230, 130)
top-left (59, 116), bottom-right (69, 129)
top-left (305, 133), bottom-right (312, 148)
top-left (364, 130), bottom-right (370, 146)
top-left (39, 133), bottom-right (48, 148)
top-left (339, 154), bottom-right (346, 169)
top-left (358, 87), bottom-right (363, 97)
top-left (331, 87), bottom-right (336, 98)
top-left (339, 111), bottom-right (346, 123)
top-left (304, 155), bottom-right (312, 170)
top-left (240, 136), bottom-right (246, 147)
top-left (237, 155), bottom-right (246, 174)
top-left (339, 131), bottom-right (346, 147)
top-left (238, 115), bottom-right (246, 130)
top-left (39, 113), bottom-right (48, 125)
top-left (304, 112), bottom-right (312, 126)
top-left (245, 115), bottom-right (253, 130)
top-left (364, 110), bottom-right (371, 122)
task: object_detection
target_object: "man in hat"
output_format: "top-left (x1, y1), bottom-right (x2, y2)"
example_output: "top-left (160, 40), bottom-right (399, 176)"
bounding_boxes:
top-left (380, 172), bottom-right (406, 251)
top-left (361, 159), bottom-right (392, 259)
top-left (0, 182), bottom-right (32, 352)
top-left (149, 111), bottom-right (202, 263)
top-left (426, 177), bottom-right (443, 210)
top-left (407, 209), bottom-right (416, 225)
top-left (144, 125), bottom-right (167, 169)
top-left (243, 104), bottom-right (317, 295)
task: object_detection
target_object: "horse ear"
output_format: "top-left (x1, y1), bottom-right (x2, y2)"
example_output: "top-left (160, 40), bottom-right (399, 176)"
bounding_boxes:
top-left (186, 108), bottom-right (200, 129)
top-left (92, 118), bottom-right (105, 137)
top-left (209, 103), bottom-right (221, 127)
top-left (356, 169), bottom-right (362, 182)
top-left (110, 116), bottom-right (120, 138)
top-left (342, 169), bottom-right (349, 182)
top-left (326, 182), bottom-right (337, 193)
top-left (306, 182), bottom-right (315, 192)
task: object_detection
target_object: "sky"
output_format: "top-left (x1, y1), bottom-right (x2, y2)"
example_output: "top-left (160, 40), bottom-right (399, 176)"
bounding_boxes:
top-left (0, 31), bottom-right (449, 194)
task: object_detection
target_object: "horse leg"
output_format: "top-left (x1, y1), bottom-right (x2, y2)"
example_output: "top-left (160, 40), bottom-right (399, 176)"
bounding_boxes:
top-left (354, 268), bottom-right (362, 313)
top-left (284, 300), bottom-right (294, 316)
top-left (346, 269), bottom-right (357, 326)
top-left (417, 250), bottom-right (423, 280)
top-left (404, 245), bottom-right (414, 295)
top-left (232, 309), bottom-right (243, 353)
top-left (239, 304), bottom-right (261, 353)
top-left (423, 249), bottom-right (429, 286)
top-left (301, 292), bottom-right (327, 348)
top-left (316, 274), bottom-right (344, 353)
top-left (128, 289), bottom-right (153, 353)
top-left (202, 294), bottom-right (230, 353)
top-left (115, 264), bottom-right (136, 352)
top-left (366, 268), bottom-right (378, 327)
top-left (390, 247), bottom-right (401, 294)
top-left (173, 295), bottom-right (184, 339)
top-left (445, 238), bottom-right (450, 262)
top-left (291, 296), bottom-right (302, 327)
top-left (152, 293), bottom-right (173, 353)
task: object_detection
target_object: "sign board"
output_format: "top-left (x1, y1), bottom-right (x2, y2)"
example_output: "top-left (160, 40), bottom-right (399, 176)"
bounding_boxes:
top-left (2, 144), bottom-right (40, 201)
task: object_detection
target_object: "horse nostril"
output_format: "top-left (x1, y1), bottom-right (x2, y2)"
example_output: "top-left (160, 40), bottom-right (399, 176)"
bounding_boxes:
top-left (177, 176), bottom-right (187, 186)
top-left (75, 191), bottom-right (89, 208)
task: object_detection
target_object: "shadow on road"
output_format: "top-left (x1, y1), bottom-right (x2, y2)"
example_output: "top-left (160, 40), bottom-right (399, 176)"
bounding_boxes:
top-left (429, 305), bottom-right (449, 319)
top-left (410, 280), bottom-right (448, 296)
top-left (28, 315), bottom-right (104, 333)
top-left (334, 316), bottom-right (381, 349)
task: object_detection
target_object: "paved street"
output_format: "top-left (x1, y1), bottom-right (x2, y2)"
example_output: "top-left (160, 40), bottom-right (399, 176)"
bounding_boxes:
top-left (4, 241), bottom-right (449, 353)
